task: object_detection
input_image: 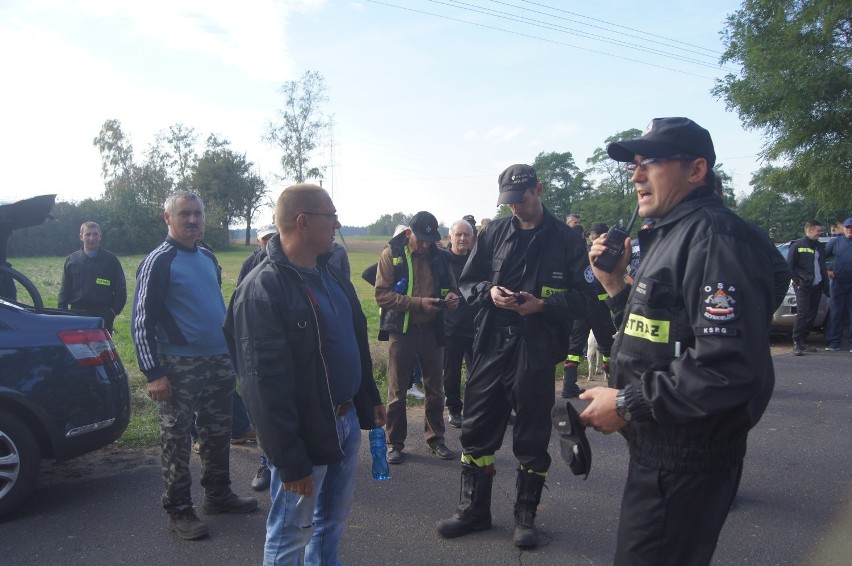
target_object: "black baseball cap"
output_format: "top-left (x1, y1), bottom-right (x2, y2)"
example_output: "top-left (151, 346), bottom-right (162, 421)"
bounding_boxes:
top-left (497, 164), bottom-right (538, 205)
top-left (551, 401), bottom-right (591, 479)
top-left (409, 211), bottom-right (441, 242)
top-left (607, 117), bottom-right (716, 167)
top-left (588, 222), bottom-right (609, 236)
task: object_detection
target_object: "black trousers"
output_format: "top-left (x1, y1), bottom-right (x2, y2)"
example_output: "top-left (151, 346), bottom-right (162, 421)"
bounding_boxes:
top-left (566, 304), bottom-right (616, 359)
top-left (614, 458), bottom-right (741, 566)
top-left (460, 328), bottom-right (554, 472)
top-left (792, 285), bottom-right (824, 344)
top-left (442, 335), bottom-right (473, 415)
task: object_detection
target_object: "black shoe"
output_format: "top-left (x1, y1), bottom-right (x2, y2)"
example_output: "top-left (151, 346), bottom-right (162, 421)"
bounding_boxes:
top-left (251, 465), bottom-right (271, 491)
top-left (387, 448), bottom-right (404, 465)
top-left (168, 508), bottom-right (209, 540)
top-left (202, 491), bottom-right (259, 514)
top-left (793, 343), bottom-right (803, 356)
top-left (431, 443), bottom-right (455, 460)
top-left (448, 413), bottom-right (462, 428)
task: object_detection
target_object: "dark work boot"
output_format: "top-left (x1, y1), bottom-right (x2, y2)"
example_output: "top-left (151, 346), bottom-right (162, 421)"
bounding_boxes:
top-left (436, 463), bottom-right (494, 538)
top-left (513, 468), bottom-right (546, 548)
top-left (561, 363), bottom-right (585, 398)
top-left (793, 342), bottom-right (803, 356)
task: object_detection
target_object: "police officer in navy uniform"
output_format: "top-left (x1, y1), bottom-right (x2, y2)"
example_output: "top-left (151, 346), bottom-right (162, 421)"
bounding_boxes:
top-left (582, 118), bottom-right (775, 566)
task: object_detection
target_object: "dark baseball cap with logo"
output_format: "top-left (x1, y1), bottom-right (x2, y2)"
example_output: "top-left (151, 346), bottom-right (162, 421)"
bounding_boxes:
top-left (409, 210), bottom-right (441, 242)
top-left (607, 117), bottom-right (716, 167)
top-left (551, 400), bottom-right (591, 479)
top-left (497, 164), bottom-right (539, 205)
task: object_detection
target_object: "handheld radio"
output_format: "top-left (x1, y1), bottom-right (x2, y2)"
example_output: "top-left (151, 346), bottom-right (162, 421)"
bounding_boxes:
top-left (592, 204), bottom-right (640, 273)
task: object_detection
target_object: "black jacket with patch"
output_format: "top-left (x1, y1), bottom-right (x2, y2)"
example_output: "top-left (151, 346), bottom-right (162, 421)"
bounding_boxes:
top-left (787, 235), bottom-right (829, 293)
top-left (607, 185), bottom-right (775, 472)
top-left (460, 207), bottom-right (595, 368)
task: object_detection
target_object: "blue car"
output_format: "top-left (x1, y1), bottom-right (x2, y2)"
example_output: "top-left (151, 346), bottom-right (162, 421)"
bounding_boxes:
top-left (0, 195), bottom-right (130, 519)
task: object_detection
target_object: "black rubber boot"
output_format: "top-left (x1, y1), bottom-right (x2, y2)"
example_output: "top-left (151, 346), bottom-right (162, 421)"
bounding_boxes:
top-left (436, 463), bottom-right (494, 538)
top-left (513, 468), bottom-right (546, 548)
top-left (561, 362), bottom-right (584, 398)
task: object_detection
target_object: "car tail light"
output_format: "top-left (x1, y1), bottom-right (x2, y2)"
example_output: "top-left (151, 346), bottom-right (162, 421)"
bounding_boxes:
top-left (58, 329), bottom-right (119, 368)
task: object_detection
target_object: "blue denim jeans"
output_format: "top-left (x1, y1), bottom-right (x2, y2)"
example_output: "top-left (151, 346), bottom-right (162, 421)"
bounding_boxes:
top-left (264, 408), bottom-right (361, 566)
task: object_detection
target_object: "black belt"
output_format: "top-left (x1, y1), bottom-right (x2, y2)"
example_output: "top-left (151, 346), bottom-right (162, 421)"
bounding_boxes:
top-left (335, 400), bottom-right (353, 417)
top-left (498, 325), bottom-right (523, 336)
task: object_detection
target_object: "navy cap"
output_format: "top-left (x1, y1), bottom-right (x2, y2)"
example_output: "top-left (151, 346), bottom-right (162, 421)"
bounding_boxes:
top-left (607, 117), bottom-right (716, 167)
top-left (551, 401), bottom-right (591, 479)
top-left (844, 218), bottom-right (852, 228)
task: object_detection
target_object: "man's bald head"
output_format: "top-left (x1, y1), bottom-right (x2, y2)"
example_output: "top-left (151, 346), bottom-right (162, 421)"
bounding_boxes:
top-left (275, 184), bottom-right (330, 233)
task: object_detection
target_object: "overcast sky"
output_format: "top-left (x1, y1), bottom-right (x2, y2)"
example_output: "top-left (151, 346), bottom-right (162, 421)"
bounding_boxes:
top-left (1, 0), bottom-right (764, 228)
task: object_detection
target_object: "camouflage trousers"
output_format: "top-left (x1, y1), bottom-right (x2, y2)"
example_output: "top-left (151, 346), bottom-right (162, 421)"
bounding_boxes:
top-left (157, 354), bottom-right (236, 513)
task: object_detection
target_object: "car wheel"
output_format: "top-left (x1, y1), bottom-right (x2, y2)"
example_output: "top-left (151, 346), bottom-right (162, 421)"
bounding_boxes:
top-left (0, 413), bottom-right (41, 519)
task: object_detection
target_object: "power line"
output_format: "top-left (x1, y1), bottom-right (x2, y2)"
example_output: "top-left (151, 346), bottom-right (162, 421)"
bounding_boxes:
top-left (514, 0), bottom-right (725, 57)
top-left (431, 0), bottom-right (733, 72)
top-left (364, 0), bottom-right (722, 80)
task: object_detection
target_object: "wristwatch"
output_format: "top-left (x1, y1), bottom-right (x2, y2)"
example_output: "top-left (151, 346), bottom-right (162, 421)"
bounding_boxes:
top-left (615, 389), bottom-right (632, 422)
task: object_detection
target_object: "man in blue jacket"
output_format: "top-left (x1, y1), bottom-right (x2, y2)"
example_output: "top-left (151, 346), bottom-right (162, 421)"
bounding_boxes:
top-left (132, 191), bottom-right (257, 540)
top-left (825, 218), bottom-right (852, 351)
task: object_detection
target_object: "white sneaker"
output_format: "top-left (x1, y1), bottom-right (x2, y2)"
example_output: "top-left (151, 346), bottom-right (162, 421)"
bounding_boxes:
top-left (407, 385), bottom-right (425, 400)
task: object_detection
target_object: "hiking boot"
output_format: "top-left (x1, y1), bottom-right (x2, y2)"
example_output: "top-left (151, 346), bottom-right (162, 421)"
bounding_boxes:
top-left (561, 362), bottom-right (585, 398)
top-left (167, 508), bottom-right (209, 540)
top-left (513, 469), bottom-right (546, 549)
top-left (437, 463), bottom-right (494, 538)
top-left (202, 491), bottom-right (258, 514)
top-left (251, 465), bottom-right (271, 491)
top-left (448, 413), bottom-right (463, 428)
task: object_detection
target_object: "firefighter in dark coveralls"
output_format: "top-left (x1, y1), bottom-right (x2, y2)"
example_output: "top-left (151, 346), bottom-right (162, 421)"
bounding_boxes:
top-left (436, 164), bottom-right (594, 548)
top-left (582, 118), bottom-right (775, 566)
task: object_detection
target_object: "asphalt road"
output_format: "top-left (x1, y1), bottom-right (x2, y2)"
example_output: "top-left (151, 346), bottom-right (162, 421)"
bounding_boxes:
top-left (1, 350), bottom-right (849, 565)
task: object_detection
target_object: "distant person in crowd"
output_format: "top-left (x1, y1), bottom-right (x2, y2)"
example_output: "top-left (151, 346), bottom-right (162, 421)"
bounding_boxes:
top-left (375, 211), bottom-right (460, 464)
top-left (479, 217), bottom-right (491, 230)
top-left (58, 221), bottom-right (127, 332)
top-left (787, 220), bottom-right (829, 355)
top-left (561, 221), bottom-right (617, 398)
top-left (238, 224), bottom-right (277, 282)
top-left (582, 118), bottom-right (775, 565)
top-left (830, 220), bottom-right (844, 237)
top-left (132, 191), bottom-right (257, 541)
top-left (235, 223), bottom-right (278, 492)
top-left (225, 184), bottom-right (385, 565)
top-left (566, 213), bottom-right (582, 228)
top-left (825, 218), bottom-right (852, 352)
top-left (442, 219), bottom-right (477, 428)
top-left (330, 241), bottom-right (351, 281)
top-left (437, 164), bottom-right (593, 549)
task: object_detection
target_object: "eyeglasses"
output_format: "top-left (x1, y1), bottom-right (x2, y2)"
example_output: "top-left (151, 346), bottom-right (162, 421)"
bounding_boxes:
top-left (626, 155), bottom-right (695, 172)
top-left (298, 211), bottom-right (339, 222)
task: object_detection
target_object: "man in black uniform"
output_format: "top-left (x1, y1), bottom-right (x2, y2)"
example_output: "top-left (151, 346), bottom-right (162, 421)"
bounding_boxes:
top-left (441, 219), bottom-right (476, 428)
top-left (58, 221), bottom-right (126, 332)
top-left (582, 118), bottom-right (776, 566)
top-left (437, 164), bottom-right (594, 548)
top-left (561, 221), bottom-right (617, 398)
top-left (787, 220), bottom-right (829, 355)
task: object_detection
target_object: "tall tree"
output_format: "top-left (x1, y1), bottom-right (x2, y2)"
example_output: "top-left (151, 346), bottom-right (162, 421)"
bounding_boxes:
top-left (531, 151), bottom-right (591, 221)
top-left (367, 212), bottom-right (411, 237)
top-left (713, 0), bottom-right (852, 212)
top-left (265, 70), bottom-right (332, 183)
top-left (165, 123), bottom-right (198, 189)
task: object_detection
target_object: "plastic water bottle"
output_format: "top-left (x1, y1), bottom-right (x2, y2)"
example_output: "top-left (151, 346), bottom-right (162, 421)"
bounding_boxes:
top-left (393, 277), bottom-right (408, 295)
top-left (369, 428), bottom-right (391, 480)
